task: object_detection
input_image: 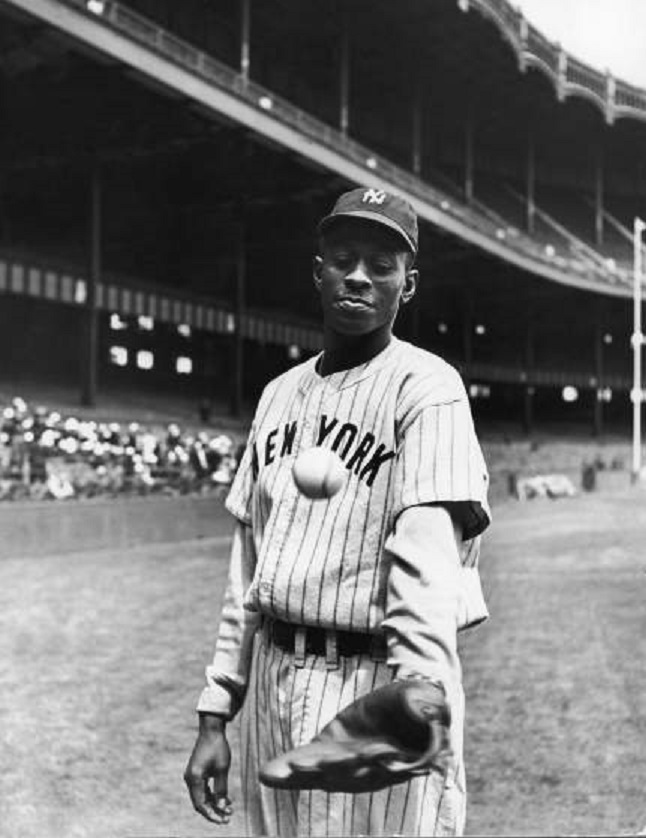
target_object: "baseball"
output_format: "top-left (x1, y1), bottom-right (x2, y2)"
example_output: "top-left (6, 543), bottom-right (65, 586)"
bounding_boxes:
top-left (292, 446), bottom-right (347, 499)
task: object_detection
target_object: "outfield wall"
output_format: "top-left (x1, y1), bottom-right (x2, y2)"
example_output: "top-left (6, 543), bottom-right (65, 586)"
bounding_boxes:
top-left (0, 494), bottom-right (232, 559)
top-left (0, 439), bottom-right (633, 558)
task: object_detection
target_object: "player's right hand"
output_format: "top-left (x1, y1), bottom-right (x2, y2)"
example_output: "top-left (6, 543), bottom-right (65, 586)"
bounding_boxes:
top-left (184, 713), bottom-right (233, 825)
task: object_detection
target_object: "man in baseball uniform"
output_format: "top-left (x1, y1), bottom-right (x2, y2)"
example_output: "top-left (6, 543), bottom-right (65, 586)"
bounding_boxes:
top-left (184, 187), bottom-right (491, 836)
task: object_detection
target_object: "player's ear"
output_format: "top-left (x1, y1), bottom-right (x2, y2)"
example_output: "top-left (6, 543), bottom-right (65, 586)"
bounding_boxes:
top-left (313, 256), bottom-right (323, 292)
top-left (400, 268), bottom-right (418, 305)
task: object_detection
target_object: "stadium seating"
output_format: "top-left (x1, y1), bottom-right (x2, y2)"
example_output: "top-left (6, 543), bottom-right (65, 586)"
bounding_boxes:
top-left (0, 395), bottom-right (240, 502)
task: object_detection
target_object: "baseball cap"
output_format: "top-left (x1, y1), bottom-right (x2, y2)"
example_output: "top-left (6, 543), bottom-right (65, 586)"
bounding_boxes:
top-left (318, 187), bottom-right (418, 255)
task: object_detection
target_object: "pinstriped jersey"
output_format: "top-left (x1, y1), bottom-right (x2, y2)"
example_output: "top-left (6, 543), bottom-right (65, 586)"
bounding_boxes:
top-left (225, 337), bottom-right (490, 634)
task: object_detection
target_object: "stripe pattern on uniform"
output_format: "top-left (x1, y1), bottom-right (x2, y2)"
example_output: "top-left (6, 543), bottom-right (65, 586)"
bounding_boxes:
top-left (221, 336), bottom-right (490, 836)
top-left (239, 625), bottom-right (466, 838)
top-left (226, 337), bottom-right (490, 635)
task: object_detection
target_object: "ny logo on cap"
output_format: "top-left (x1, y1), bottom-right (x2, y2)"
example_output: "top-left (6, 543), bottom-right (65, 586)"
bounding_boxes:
top-left (362, 188), bottom-right (387, 205)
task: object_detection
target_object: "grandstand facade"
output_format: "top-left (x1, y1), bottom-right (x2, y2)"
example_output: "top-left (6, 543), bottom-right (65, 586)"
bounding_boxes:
top-left (0, 0), bottom-right (645, 433)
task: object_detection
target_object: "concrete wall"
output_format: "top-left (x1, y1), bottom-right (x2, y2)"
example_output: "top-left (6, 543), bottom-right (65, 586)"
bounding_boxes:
top-left (0, 442), bottom-right (633, 558)
top-left (0, 494), bottom-right (233, 559)
top-left (484, 438), bottom-right (633, 502)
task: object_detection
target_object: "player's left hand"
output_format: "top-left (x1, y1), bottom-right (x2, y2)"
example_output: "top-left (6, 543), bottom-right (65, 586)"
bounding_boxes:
top-left (259, 679), bottom-right (452, 793)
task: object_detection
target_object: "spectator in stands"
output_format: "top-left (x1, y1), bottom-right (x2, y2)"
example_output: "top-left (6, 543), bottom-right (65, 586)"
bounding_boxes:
top-left (0, 396), bottom-right (241, 501)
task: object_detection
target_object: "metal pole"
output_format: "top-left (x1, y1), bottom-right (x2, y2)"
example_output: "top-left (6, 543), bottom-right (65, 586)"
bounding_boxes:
top-left (412, 86), bottom-right (422, 176)
top-left (240, 0), bottom-right (251, 83)
top-left (594, 319), bottom-right (603, 438)
top-left (81, 163), bottom-right (100, 407)
top-left (462, 289), bottom-right (473, 385)
top-left (632, 217), bottom-right (645, 481)
top-left (526, 130), bottom-right (535, 235)
top-left (524, 314), bottom-right (534, 436)
top-left (464, 111), bottom-right (474, 204)
top-left (232, 215), bottom-right (246, 417)
top-left (595, 146), bottom-right (604, 247)
top-left (339, 11), bottom-right (350, 136)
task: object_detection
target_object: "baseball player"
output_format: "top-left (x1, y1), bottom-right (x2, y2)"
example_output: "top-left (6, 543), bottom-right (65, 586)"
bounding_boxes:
top-left (184, 188), bottom-right (491, 837)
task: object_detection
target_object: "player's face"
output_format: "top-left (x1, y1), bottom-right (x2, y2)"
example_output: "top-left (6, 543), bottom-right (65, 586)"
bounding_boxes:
top-left (313, 221), bottom-right (417, 336)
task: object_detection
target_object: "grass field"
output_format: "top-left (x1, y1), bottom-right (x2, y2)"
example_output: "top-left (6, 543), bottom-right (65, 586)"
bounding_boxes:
top-left (2, 489), bottom-right (646, 837)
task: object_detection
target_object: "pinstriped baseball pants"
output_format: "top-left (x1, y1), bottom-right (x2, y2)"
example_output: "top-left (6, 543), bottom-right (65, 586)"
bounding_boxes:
top-left (238, 624), bottom-right (466, 837)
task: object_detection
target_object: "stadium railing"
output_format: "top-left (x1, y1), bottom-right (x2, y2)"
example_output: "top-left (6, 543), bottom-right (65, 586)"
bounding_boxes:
top-left (467, 0), bottom-right (646, 124)
top-left (502, 186), bottom-right (629, 288)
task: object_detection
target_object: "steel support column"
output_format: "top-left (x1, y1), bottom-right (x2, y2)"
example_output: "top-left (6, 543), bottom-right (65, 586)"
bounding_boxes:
top-left (0, 79), bottom-right (8, 246)
top-left (462, 291), bottom-right (473, 384)
top-left (632, 218), bottom-right (645, 481)
top-left (81, 164), bottom-right (101, 407)
top-left (412, 87), bottom-right (422, 176)
top-left (339, 10), bottom-right (350, 136)
top-left (526, 131), bottom-right (535, 235)
top-left (240, 0), bottom-right (251, 83)
top-left (231, 215), bottom-right (246, 417)
top-left (464, 111), bottom-right (474, 204)
top-left (595, 146), bottom-right (604, 247)
top-left (523, 316), bottom-right (535, 435)
top-left (593, 317), bottom-right (604, 438)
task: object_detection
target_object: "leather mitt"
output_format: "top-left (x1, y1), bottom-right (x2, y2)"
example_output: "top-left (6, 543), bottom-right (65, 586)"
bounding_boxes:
top-left (259, 678), bottom-right (451, 793)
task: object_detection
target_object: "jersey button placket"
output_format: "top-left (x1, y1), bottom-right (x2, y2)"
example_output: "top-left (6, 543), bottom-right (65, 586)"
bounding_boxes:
top-left (300, 380), bottom-right (325, 448)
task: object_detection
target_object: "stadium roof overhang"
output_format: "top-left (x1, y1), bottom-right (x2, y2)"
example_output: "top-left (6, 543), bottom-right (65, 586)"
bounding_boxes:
top-left (0, 0), bottom-right (639, 302)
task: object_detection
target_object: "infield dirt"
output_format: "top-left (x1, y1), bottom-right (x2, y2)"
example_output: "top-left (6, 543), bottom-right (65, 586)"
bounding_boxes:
top-left (1, 489), bottom-right (645, 837)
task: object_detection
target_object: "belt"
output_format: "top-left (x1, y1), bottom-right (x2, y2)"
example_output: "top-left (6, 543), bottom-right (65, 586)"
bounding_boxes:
top-left (267, 618), bottom-right (387, 667)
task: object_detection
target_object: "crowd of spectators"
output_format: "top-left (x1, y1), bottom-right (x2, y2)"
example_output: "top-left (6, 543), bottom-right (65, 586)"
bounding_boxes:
top-left (0, 396), bottom-right (241, 502)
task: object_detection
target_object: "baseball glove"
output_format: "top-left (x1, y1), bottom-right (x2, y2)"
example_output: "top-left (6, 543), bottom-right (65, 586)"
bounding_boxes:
top-left (259, 679), bottom-right (451, 793)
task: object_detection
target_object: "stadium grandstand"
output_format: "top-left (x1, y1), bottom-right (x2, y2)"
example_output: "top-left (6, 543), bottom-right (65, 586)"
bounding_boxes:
top-left (1, 0), bottom-right (646, 444)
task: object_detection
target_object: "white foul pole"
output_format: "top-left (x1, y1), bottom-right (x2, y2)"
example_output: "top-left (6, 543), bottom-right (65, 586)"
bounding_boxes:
top-left (632, 217), bottom-right (646, 482)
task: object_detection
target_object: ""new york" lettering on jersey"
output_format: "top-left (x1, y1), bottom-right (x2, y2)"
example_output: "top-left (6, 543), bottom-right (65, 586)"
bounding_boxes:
top-left (251, 413), bottom-right (395, 488)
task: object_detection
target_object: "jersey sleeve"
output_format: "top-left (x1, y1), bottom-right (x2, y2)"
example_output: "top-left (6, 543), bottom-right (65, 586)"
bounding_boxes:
top-left (225, 423), bottom-right (257, 524)
top-left (392, 371), bottom-right (491, 541)
top-left (196, 521), bottom-right (260, 719)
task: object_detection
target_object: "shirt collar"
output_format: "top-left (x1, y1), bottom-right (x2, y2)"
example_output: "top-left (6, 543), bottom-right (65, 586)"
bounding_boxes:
top-left (297, 337), bottom-right (400, 394)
